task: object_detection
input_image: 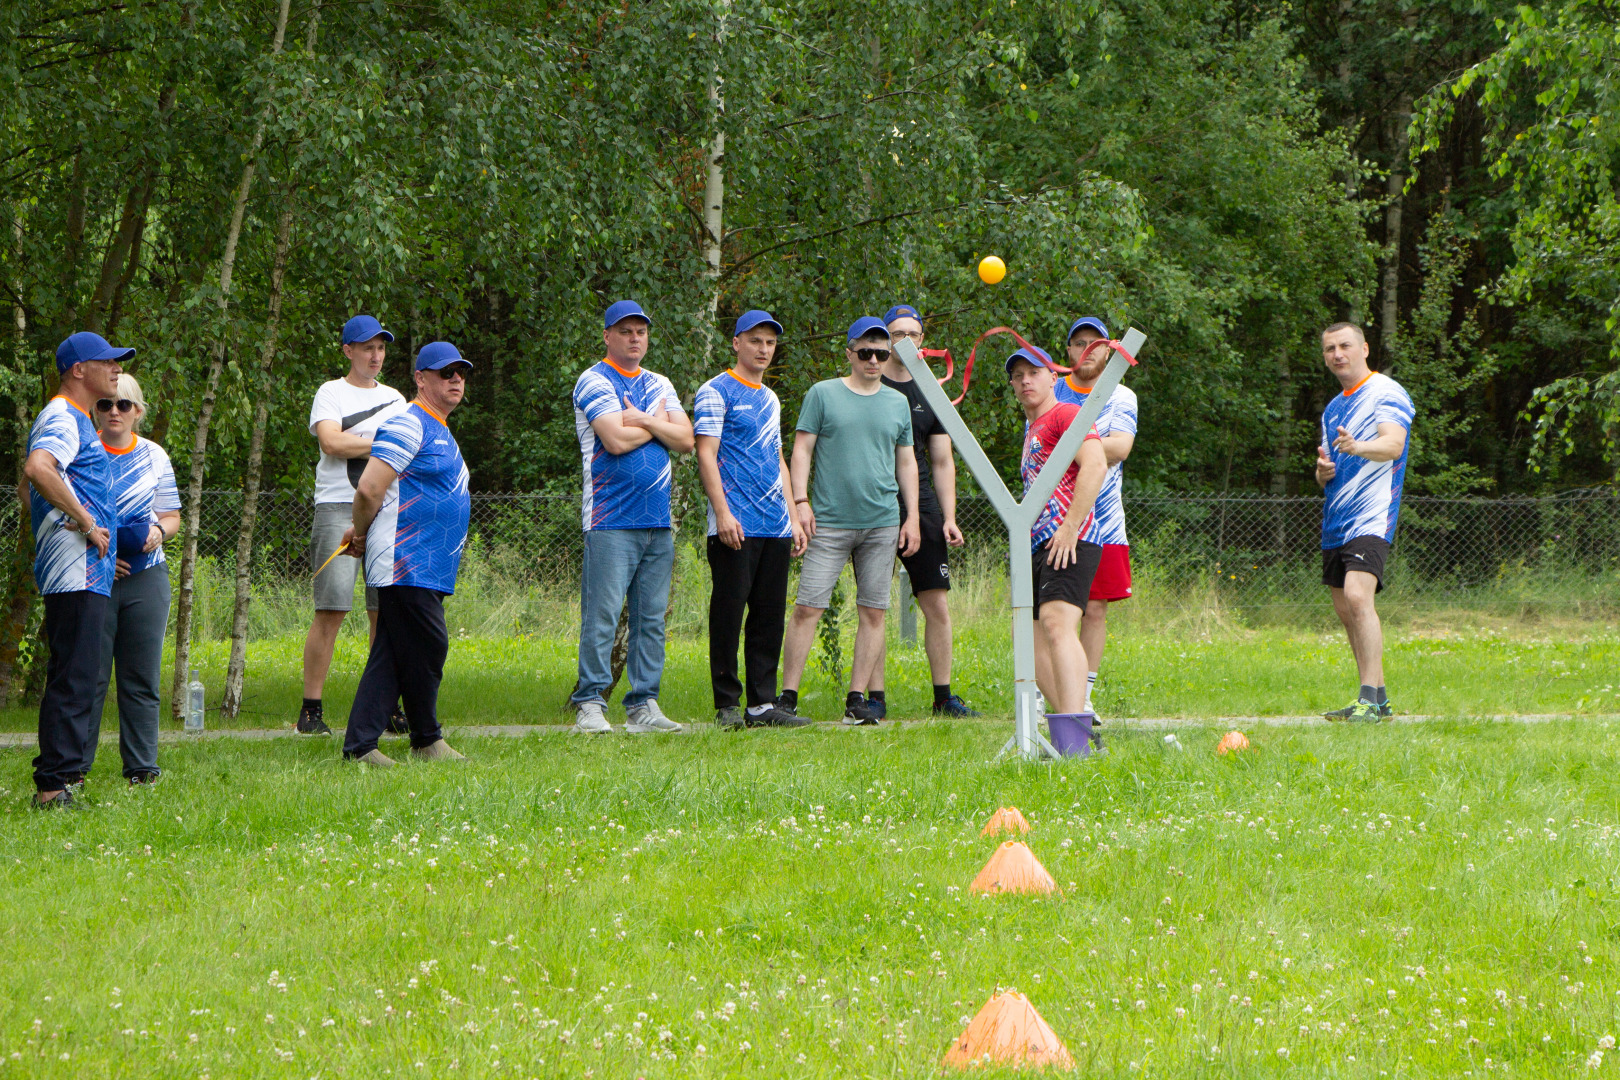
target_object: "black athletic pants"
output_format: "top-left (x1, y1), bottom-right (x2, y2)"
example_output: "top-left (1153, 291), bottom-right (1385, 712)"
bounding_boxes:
top-left (706, 536), bottom-right (792, 709)
top-left (343, 585), bottom-right (448, 758)
top-left (34, 590), bottom-right (108, 791)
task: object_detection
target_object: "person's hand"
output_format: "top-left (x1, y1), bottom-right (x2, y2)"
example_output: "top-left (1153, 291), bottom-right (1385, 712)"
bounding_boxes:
top-left (142, 523), bottom-right (165, 554)
top-left (69, 513), bottom-right (112, 559)
top-left (790, 516), bottom-right (808, 557)
top-left (1046, 521), bottom-right (1081, 569)
top-left (716, 510), bottom-right (744, 550)
top-left (1331, 425), bottom-right (1359, 456)
top-left (1315, 445), bottom-right (1337, 485)
top-left (795, 501), bottom-right (816, 541)
top-left (341, 525), bottom-right (365, 557)
top-left (114, 557), bottom-right (131, 580)
top-left (619, 393), bottom-right (654, 429)
top-left (942, 518), bottom-right (965, 547)
top-left (899, 519), bottom-right (921, 557)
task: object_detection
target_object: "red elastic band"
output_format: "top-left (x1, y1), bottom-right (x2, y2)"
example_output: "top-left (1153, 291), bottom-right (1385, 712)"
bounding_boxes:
top-left (916, 329), bottom-right (1136, 404)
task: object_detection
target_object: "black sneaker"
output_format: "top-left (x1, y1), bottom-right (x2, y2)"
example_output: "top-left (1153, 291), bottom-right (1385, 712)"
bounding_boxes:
top-left (295, 704), bottom-right (332, 736)
top-left (865, 697), bottom-right (888, 720)
top-left (933, 695), bottom-right (981, 717)
top-left (385, 704), bottom-right (410, 735)
top-left (842, 698), bottom-right (880, 726)
top-left (32, 789), bottom-right (75, 810)
top-left (752, 705), bottom-right (811, 728)
top-left (127, 770), bottom-right (160, 786)
top-left (716, 706), bottom-right (745, 731)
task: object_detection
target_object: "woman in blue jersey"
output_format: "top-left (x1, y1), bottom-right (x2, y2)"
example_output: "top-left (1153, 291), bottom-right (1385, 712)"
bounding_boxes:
top-left (88, 374), bottom-right (181, 784)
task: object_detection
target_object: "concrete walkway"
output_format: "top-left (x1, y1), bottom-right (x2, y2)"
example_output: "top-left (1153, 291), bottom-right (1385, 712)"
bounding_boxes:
top-left (0, 713), bottom-right (1605, 750)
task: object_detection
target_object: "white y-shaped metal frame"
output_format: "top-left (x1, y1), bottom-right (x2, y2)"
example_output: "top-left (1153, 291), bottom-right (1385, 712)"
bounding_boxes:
top-left (894, 328), bottom-right (1147, 760)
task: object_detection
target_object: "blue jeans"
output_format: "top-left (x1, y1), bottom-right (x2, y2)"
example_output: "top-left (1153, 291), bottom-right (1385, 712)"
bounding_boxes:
top-left (573, 528), bottom-right (674, 708)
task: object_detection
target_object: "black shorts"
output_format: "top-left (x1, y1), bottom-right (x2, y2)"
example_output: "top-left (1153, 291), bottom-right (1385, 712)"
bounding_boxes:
top-left (1031, 540), bottom-right (1103, 618)
top-left (1322, 535), bottom-right (1390, 591)
top-left (899, 511), bottom-right (951, 593)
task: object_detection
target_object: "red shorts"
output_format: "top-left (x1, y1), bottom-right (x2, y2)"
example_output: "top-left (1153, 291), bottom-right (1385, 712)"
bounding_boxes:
top-left (1089, 544), bottom-right (1132, 602)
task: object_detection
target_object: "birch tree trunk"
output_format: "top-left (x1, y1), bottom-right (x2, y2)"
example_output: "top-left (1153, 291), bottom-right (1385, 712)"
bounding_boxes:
top-left (1379, 89), bottom-right (1412, 363)
top-left (169, 0), bottom-right (292, 719)
top-left (0, 215), bottom-right (36, 705)
top-left (221, 189), bottom-right (295, 717)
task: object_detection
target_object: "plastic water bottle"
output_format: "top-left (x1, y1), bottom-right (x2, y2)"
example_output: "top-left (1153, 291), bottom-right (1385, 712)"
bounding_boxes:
top-left (186, 669), bottom-right (205, 733)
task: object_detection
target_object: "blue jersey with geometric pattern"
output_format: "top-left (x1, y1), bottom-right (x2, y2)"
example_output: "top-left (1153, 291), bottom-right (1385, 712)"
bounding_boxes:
top-left (103, 435), bottom-right (180, 578)
top-left (28, 397), bottom-right (115, 596)
top-left (572, 359), bottom-right (684, 531)
top-left (693, 370), bottom-right (792, 539)
top-left (1320, 372), bottom-right (1414, 549)
top-left (365, 402), bottom-right (471, 594)
top-left (1055, 378), bottom-right (1138, 546)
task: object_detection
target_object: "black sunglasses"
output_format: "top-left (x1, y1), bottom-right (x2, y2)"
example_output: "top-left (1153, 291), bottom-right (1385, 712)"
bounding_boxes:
top-left (95, 398), bottom-right (137, 413)
top-left (854, 348), bottom-right (891, 362)
top-left (433, 364), bottom-right (472, 380)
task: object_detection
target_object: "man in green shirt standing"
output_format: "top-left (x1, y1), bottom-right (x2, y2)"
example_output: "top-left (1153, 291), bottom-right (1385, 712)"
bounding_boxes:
top-left (778, 317), bottom-right (920, 724)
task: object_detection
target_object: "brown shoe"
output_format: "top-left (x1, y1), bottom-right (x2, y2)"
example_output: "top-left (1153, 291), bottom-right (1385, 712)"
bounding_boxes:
top-left (411, 739), bottom-right (465, 762)
top-left (355, 749), bottom-right (395, 768)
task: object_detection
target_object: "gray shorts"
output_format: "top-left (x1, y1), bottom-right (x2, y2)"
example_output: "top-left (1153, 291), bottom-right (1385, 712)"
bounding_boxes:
top-left (311, 502), bottom-right (379, 612)
top-left (796, 526), bottom-right (898, 610)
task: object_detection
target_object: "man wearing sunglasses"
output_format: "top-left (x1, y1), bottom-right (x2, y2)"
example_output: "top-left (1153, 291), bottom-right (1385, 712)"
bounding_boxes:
top-left (23, 332), bottom-right (127, 808)
top-left (779, 317), bottom-right (920, 725)
top-left (879, 304), bottom-right (977, 719)
top-left (299, 315), bottom-right (408, 736)
top-left (338, 342), bottom-right (473, 767)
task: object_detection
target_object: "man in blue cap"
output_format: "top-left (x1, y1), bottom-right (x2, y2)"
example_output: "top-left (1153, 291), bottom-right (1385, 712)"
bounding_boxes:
top-left (570, 301), bottom-right (695, 734)
top-left (297, 314), bottom-right (408, 736)
top-left (338, 341), bottom-right (473, 767)
top-left (778, 317), bottom-right (920, 725)
top-left (880, 303), bottom-right (977, 718)
top-left (694, 310), bottom-right (809, 730)
top-left (1055, 316), bottom-right (1138, 718)
top-left (23, 332), bottom-right (128, 807)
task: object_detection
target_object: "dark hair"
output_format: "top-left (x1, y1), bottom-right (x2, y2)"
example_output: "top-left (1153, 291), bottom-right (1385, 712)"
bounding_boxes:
top-left (1322, 321), bottom-right (1365, 342)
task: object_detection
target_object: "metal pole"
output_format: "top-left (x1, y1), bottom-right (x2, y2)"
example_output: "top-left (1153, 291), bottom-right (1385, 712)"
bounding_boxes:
top-left (898, 566), bottom-right (917, 643)
top-left (894, 329), bottom-right (1146, 760)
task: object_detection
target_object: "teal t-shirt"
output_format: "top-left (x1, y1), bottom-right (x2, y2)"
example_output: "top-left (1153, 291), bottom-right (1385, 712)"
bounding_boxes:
top-left (795, 378), bottom-right (914, 529)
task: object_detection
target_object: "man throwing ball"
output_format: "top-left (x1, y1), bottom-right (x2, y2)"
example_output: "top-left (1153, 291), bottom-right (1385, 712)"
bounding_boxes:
top-left (1008, 345), bottom-right (1108, 719)
top-left (1315, 322), bottom-right (1413, 722)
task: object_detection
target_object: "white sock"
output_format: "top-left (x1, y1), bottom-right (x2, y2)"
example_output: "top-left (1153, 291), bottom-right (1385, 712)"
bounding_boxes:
top-left (1086, 672), bottom-right (1098, 708)
top-left (747, 703), bottom-right (774, 716)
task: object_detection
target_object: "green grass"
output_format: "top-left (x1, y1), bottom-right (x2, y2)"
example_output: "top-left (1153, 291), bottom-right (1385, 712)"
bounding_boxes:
top-left (4, 721), bottom-right (1620, 1077)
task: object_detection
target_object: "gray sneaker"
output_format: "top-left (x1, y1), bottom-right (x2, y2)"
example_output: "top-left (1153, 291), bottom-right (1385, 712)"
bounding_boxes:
top-left (716, 706), bottom-right (745, 731)
top-left (354, 748), bottom-right (395, 768)
top-left (573, 700), bottom-right (612, 734)
top-left (411, 739), bottom-right (465, 761)
top-left (625, 700), bottom-right (684, 733)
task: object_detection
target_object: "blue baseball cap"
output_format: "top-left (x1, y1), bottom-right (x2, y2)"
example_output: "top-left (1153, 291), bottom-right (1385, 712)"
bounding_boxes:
top-left (415, 341), bottom-right (473, 372)
top-left (55, 332), bottom-right (134, 373)
top-left (846, 316), bottom-right (890, 343)
top-left (604, 300), bottom-right (652, 329)
top-left (341, 314), bottom-right (394, 345)
top-left (883, 304), bottom-right (922, 327)
top-left (733, 310), bottom-right (782, 336)
top-left (1005, 345), bottom-right (1055, 375)
top-left (1067, 316), bottom-right (1109, 342)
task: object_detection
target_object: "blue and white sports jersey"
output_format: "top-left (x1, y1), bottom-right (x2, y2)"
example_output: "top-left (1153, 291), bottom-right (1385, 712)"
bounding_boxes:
top-left (103, 436), bottom-right (180, 578)
top-left (1320, 372), bottom-right (1414, 549)
top-left (693, 370), bottom-right (792, 539)
top-left (1056, 377), bottom-right (1138, 546)
top-left (573, 359), bottom-right (684, 531)
top-left (28, 397), bottom-right (115, 596)
top-left (365, 402), bottom-right (471, 595)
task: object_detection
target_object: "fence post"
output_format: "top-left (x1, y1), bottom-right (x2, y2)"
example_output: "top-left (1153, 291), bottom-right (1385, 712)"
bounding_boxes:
top-left (898, 566), bottom-right (916, 644)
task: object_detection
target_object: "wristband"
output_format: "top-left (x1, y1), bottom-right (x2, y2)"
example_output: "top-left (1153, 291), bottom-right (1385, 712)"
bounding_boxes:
top-left (794, 498), bottom-right (810, 504)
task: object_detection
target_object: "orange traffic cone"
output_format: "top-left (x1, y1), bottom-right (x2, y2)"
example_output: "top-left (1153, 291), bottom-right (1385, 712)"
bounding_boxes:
top-left (969, 840), bottom-right (1056, 896)
top-left (980, 806), bottom-right (1032, 837)
top-left (1217, 730), bottom-right (1250, 755)
top-left (942, 989), bottom-right (1074, 1071)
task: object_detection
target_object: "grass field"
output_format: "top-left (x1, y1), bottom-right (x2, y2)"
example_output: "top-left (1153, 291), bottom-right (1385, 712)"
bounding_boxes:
top-left (4, 719), bottom-right (1620, 1077)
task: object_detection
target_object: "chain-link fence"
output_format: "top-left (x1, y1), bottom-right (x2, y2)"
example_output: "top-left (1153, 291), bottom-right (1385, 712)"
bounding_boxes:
top-left (6, 488), bottom-right (1617, 640)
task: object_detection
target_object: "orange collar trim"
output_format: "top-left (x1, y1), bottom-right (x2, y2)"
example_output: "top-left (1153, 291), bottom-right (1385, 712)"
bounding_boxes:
top-left (603, 357), bottom-right (642, 379)
top-left (1064, 375), bottom-right (1092, 395)
top-left (52, 395), bottom-right (92, 420)
top-left (412, 400), bottom-right (447, 425)
top-left (1341, 372), bottom-right (1374, 397)
top-left (724, 369), bottom-right (762, 390)
top-left (101, 434), bottom-right (139, 456)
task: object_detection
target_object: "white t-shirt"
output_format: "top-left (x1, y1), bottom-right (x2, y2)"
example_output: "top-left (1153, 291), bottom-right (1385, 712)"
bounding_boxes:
top-left (308, 377), bottom-right (407, 505)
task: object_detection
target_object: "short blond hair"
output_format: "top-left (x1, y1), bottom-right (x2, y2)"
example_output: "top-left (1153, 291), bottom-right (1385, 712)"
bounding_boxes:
top-left (116, 373), bottom-right (149, 431)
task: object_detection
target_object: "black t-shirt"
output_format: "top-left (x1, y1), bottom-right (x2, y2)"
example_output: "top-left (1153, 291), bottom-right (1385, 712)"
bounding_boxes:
top-left (881, 374), bottom-right (944, 518)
